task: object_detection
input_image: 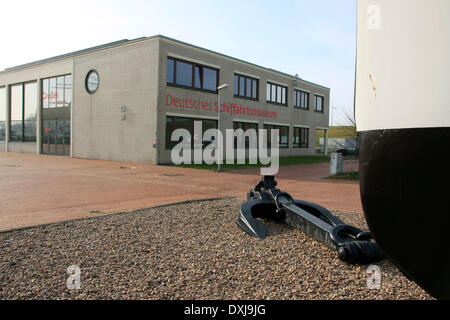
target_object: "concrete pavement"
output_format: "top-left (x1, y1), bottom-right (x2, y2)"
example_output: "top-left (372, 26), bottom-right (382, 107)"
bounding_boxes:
top-left (0, 153), bottom-right (362, 231)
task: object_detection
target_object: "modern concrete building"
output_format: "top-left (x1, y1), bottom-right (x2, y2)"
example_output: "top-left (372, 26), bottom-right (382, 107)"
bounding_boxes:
top-left (0, 35), bottom-right (330, 165)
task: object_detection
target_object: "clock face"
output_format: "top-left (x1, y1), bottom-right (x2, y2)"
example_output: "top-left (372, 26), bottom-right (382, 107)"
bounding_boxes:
top-left (86, 70), bottom-right (99, 94)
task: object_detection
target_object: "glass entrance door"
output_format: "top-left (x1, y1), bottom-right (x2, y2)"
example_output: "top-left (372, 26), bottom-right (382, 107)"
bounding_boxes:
top-left (42, 119), bottom-right (70, 156)
top-left (41, 75), bottom-right (72, 156)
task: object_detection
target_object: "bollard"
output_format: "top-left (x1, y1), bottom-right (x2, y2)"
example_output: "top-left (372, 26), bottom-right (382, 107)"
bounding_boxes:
top-left (330, 152), bottom-right (343, 175)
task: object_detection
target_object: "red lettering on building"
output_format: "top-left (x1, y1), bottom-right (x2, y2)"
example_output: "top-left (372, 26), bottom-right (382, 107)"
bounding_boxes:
top-left (165, 94), bottom-right (277, 119)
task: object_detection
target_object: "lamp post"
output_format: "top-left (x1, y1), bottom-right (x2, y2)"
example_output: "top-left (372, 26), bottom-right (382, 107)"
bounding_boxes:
top-left (331, 107), bottom-right (338, 126)
top-left (217, 84), bottom-right (229, 172)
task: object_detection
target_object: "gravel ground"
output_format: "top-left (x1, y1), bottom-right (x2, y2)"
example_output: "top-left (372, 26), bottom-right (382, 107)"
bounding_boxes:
top-left (0, 198), bottom-right (432, 300)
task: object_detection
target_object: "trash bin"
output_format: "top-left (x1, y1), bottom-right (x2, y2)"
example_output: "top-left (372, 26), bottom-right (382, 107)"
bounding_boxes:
top-left (330, 152), bottom-right (343, 175)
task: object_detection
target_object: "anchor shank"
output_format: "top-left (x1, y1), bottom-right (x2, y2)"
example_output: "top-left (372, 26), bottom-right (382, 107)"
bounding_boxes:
top-left (283, 202), bottom-right (336, 250)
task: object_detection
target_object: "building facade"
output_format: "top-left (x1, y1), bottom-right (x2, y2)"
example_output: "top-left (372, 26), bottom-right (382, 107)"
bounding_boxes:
top-left (0, 35), bottom-right (330, 165)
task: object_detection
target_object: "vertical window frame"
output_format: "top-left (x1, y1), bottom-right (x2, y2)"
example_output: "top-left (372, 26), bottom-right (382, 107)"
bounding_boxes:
top-left (315, 95), bottom-right (324, 113)
top-left (266, 82), bottom-right (288, 107)
top-left (293, 127), bottom-right (309, 148)
top-left (234, 73), bottom-right (259, 101)
top-left (167, 57), bottom-right (219, 93)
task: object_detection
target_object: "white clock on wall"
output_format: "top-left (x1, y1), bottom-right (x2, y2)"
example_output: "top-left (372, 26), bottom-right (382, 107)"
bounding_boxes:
top-left (85, 70), bottom-right (99, 94)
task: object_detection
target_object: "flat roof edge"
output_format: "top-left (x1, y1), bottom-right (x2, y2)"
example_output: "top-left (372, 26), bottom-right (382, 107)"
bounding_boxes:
top-left (1, 37), bottom-right (154, 73)
top-left (1, 34), bottom-right (330, 91)
top-left (158, 35), bottom-right (330, 90)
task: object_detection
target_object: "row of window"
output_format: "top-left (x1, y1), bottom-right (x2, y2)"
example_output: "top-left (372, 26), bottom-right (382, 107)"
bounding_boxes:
top-left (8, 82), bottom-right (38, 142)
top-left (167, 57), bottom-right (218, 92)
top-left (166, 57), bottom-right (325, 112)
top-left (165, 116), bottom-right (309, 150)
top-left (42, 75), bottom-right (72, 109)
top-left (0, 87), bottom-right (5, 141)
top-left (0, 75), bottom-right (73, 142)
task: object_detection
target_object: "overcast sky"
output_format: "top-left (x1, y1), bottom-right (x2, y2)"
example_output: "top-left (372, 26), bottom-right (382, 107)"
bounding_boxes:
top-left (0, 0), bottom-right (357, 125)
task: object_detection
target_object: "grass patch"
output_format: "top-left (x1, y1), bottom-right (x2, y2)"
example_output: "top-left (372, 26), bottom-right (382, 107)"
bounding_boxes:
top-left (168, 155), bottom-right (330, 172)
top-left (326, 171), bottom-right (359, 181)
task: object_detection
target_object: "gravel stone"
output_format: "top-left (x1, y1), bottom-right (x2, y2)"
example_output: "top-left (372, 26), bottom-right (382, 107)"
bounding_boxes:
top-left (0, 198), bottom-right (432, 300)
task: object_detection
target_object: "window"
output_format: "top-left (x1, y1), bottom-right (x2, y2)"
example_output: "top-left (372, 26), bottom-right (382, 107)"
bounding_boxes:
top-left (10, 84), bottom-right (23, 142)
top-left (293, 127), bottom-right (309, 148)
top-left (165, 116), bottom-right (218, 149)
top-left (294, 90), bottom-right (309, 109)
top-left (234, 74), bottom-right (258, 100)
top-left (264, 124), bottom-right (289, 148)
top-left (233, 121), bottom-right (259, 149)
top-left (42, 75), bottom-right (72, 109)
top-left (266, 82), bottom-right (287, 106)
top-left (167, 57), bottom-right (218, 92)
top-left (24, 83), bottom-right (37, 142)
top-left (315, 95), bottom-right (324, 112)
top-left (9, 82), bottom-right (38, 142)
top-left (0, 87), bottom-right (6, 141)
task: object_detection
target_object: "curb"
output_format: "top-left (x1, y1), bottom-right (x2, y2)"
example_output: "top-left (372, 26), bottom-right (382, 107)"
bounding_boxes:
top-left (0, 197), bottom-right (237, 235)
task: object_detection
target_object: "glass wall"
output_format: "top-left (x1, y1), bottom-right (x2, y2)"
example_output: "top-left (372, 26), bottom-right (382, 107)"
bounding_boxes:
top-left (294, 90), bottom-right (309, 109)
top-left (0, 87), bottom-right (5, 141)
top-left (234, 74), bottom-right (258, 100)
top-left (24, 83), bottom-right (37, 142)
top-left (167, 57), bottom-right (218, 93)
top-left (315, 95), bottom-right (324, 112)
top-left (266, 82), bottom-right (287, 106)
top-left (10, 84), bottom-right (23, 142)
top-left (233, 121), bottom-right (258, 149)
top-left (165, 116), bottom-right (218, 149)
top-left (42, 75), bottom-right (72, 109)
top-left (9, 82), bottom-right (37, 142)
top-left (264, 124), bottom-right (289, 148)
top-left (41, 74), bottom-right (72, 156)
top-left (293, 127), bottom-right (309, 148)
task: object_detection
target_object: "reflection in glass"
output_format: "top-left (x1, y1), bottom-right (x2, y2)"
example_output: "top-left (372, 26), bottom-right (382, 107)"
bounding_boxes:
top-left (315, 95), bottom-right (323, 112)
top-left (0, 122), bottom-right (5, 141)
top-left (0, 87), bottom-right (5, 122)
top-left (11, 84), bottom-right (23, 121)
top-left (56, 77), bottom-right (65, 107)
top-left (252, 80), bottom-right (257, 99)
top-left (176, 61), bottom-right (193, 87)
top-left (64, 75), bottom-right (72, 107)
top-left (24, 82), bottom-right (37, 120)
top-left (49, 78), bottom-right (57, 108)
top-left (0, 87), bottom-right (5, 140)
top-left (10, 121), bottom-right (23, 142)
top-left (24, 121), bottom-right (36, 142)
top-left (194, 66), bottom-right (202, 89)
top-left (167, 58), bottom-right (175, 84)
top-left (203, 67), bottom-right (217, 92)
top-left (165, 116), bottom-right (218, 150)
top-left (64, 120), bottom-right (71, 146)
top-left (246, 79), bottom-right (252, 98)
top-left (42, 79), bottom-right (49, 109)
top-left (234, 75), bottom-right (239, 96)
top-left (239, 76), bottom-right (245, 96)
